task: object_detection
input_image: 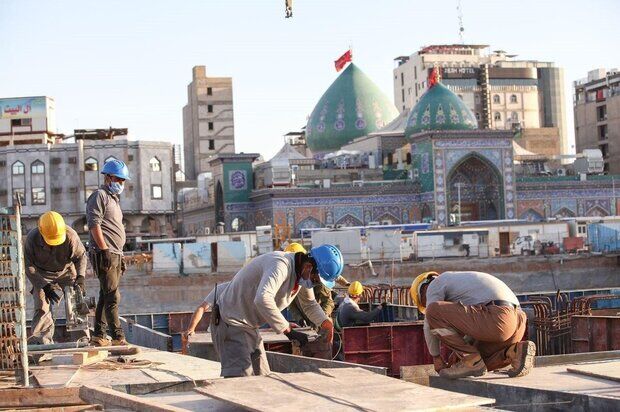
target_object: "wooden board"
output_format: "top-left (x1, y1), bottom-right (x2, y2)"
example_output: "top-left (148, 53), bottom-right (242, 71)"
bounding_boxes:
top-left (31, 366), bottom-right (80, 388)
top-left (566, 361), bottom-right (620, 383)
top-left (80, 385), bottom-right (187, 412)
top-left (0, 387), bottom-right (84, 408)
top-left (73, 350), bottom-right (109, 366)
top-left (195, 368), bottom-right (495, 411)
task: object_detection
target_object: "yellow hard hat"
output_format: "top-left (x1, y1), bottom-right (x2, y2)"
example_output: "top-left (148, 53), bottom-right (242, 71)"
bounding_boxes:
top-left (348, 281), bottom-right (364, 296)
top-left (410, 271), bottom-right (439, 314)
top-left (38, 211), bottom-right (67, 246)
top-left (284, 242), bottom-right (307, 254)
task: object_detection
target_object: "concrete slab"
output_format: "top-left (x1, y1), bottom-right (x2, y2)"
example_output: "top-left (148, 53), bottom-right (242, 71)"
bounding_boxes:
top-left (142, 392), bottom-right (240, 411)
top-left (567, 360), bottom-right (620, 383)
top-left (430, 360), bottom-right (620, 411)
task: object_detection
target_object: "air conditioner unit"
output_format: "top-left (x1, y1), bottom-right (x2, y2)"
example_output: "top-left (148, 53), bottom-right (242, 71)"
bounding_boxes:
top-left (325, 224), bottom-right (335, 229)
top-left (204, 227), bottom-right (211, 235)
top-left (352, 180), bottom-right (364, 187)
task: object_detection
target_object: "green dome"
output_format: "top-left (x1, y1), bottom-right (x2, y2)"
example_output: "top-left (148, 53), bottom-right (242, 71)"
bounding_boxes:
top-left (405, 83), bottom-right (477, 137)
top-left (306, 64), bottom-right (398, 153)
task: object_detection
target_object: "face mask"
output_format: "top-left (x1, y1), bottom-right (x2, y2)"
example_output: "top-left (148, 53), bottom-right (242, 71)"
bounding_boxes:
top-left (108, 181), bottom-right (124, 195)
top-left (299, 277), bottom-right (314, 289)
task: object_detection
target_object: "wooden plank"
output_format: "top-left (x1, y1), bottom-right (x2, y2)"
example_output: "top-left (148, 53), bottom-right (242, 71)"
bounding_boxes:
top-left (399, 364), bottom-right (437, 386)
top-left (73, 350), bottom-right (109, 366)
top-left (31, 367), bottom-right (80, 388)
top-left (16, 405), bottom-right (103, 412)
top-left (29, 345), bottom-right (133, 355)
top-left (195, 369), bottom-right (495, 411)
top-left (0, 387), bottom-right (84, 408)
top-left (79, 385), bottom-right (188, 412)
top-left (566, 361), bottom-right (620, 383)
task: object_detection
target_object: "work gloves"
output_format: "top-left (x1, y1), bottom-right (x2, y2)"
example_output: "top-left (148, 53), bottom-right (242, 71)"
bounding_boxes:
top-left (97, 249), bottom-right (113, 271)
top-left (74, 276), bottom-right (85, 295)
top-left (43, 284), bottom-right (61, 304)
top-left (284, 329), bottom-right (309, 346)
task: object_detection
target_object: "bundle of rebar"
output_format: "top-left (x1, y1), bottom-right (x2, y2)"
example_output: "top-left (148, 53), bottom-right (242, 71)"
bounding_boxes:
top-left (0, 207), bottom-right (29, 385)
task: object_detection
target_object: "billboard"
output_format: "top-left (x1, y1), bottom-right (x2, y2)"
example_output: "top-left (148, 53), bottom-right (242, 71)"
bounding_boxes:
top-left (1, 97), bottom-right (47, 119)
top-left (439, 67), bottom-right (479, 79)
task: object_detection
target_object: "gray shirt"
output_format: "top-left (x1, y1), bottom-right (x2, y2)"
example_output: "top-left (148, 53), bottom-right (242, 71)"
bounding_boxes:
top-left (423, 271), bottom-right (519, 356)
top-left (337, 298), bottom-right (382, 328)
top-left (204, 252), bottom-right (329, 333)
top-left (86, 185), bottom-right (125, 255)
top-left (24, 227), bottom-right (87, 289)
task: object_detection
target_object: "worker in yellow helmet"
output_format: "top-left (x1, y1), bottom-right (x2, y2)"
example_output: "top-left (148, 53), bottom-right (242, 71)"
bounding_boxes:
top-left (24, 211), bottom-right (87, 344)
top-left (410, 271), bottom-right (535, 379)
top-left (286, 243), bottom-right (349, 328)
top-left (336, 281), bottom-right (385, 328)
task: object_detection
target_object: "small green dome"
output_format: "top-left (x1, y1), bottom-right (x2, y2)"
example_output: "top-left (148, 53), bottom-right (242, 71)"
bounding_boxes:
top-left (405, 83), bottom-right (477, 137)
top-left (306, 64), bottom-right (398, 153)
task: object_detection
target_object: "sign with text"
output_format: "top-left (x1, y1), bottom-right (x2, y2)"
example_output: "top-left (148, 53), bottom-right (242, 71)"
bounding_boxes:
top-left (0, 97), bottom-right (47, 119)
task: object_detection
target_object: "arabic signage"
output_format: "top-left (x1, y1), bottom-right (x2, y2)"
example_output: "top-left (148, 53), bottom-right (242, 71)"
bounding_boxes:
top-left (1, 97), bottom-right (47, 119)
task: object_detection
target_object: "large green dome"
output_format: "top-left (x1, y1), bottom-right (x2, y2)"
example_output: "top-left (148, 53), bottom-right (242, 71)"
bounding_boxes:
top-left (405, 82), bottom-right (477, 137)
top-left (306, 64), bottom-right (398, 153)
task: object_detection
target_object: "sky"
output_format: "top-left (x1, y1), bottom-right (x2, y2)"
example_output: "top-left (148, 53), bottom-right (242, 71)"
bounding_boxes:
top-left (1, 0), bottom-right (619, 162)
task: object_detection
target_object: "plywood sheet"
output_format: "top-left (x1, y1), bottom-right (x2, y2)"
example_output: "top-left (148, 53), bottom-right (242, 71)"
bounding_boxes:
top-left (195, 369), bottom-right (494, 411)
top-left (567, 361), bottom-right (620, 383)
top-left (31, 366), bottom-right (80, 388)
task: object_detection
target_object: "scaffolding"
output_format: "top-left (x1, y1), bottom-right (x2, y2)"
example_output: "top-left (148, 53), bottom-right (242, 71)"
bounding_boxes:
top-left (0, 204), bottom-right (29, 386)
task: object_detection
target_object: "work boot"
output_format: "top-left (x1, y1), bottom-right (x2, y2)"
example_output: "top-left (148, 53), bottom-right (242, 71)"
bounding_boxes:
top-left (505, 341), bottom-right (536, 377)
top-left (439, 353), bottom-right (487, 379)
top-left (111, 338), bottom-right (129, 346)
top-left (90, 336), bottom-right (111, 347)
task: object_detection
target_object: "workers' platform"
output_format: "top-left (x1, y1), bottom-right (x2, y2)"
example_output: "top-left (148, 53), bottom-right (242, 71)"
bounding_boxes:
top-left (430, 352), bottom-right (620, 410)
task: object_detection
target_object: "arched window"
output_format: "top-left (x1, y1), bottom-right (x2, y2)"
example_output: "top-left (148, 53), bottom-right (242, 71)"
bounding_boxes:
top-left (104, 156), bottom-right (117, 163)
top-left (31, 160), bottom-right (45, 175)
top-left (494, 112), bottom-right (501, 121)
top-left (12, 161), bottom-right (24, 175)
top-left (493, 94), bottom-right (500, 104)
top-left (85, 157), bottom-right (98, 171)
top-left (510, 94), bottom-right (518, 104)
top-left (511, 112), bottom-right (519, 121)
top-left (149, 157), bottom-right (161, 172)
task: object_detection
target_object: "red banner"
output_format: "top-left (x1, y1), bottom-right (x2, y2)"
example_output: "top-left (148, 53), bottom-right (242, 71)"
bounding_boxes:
top-left (334, 50), bottom-right (353, 72)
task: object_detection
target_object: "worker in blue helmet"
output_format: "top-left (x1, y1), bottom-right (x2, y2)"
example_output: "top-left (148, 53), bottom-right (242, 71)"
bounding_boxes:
top-left (199, 244), bottom-right (343, 377)
top-left (85, 158), bottom-right (130, 347)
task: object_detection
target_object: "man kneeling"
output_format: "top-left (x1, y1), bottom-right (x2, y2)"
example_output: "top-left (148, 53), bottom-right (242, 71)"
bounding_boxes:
top-left (411, 271), bottom-right (535, 379)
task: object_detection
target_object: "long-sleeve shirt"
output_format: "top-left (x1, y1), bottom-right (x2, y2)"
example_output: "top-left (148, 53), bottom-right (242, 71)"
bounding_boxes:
top-left (289, 282), bottom-right (335, 327)
top-left (24, 227), bottom-right (87, 289)
top-left (337, 297), bottom-right (382, 328)
top-left (423, 271), bottom-right (520, 356)
top-left (204, 252), bottom-right (329, 334)
top-left (86, 185), bottom-right (125, 255)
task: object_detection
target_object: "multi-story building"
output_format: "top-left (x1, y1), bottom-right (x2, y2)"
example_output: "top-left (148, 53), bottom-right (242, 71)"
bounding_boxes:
top-left (574, 68), bottom-right (620, 173)
top-left (182, 66), bottom-right (235, 179)
top-left (393, 45), bottom-right (568, 156)
top-left (0, 96), bottom-right (56, 146)
top-left (0, 131), bottom-right (176, 244)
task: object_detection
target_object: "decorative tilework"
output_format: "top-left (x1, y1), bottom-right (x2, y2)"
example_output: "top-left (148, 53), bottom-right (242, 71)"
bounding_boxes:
top-left (444, 149), bottom-right (502, 172)
top-left (334, 206), bottom-right (363, 224)
top-left (434, 139), bottom-right (512, 148)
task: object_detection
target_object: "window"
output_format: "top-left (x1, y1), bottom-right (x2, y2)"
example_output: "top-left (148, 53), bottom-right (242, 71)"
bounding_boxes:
top-left (494, 112), bottom-right (501, 121)
top-left (386, 153), bottom-right (393, 166)
top-left (208, 122), bottom-right (214, 131)
top-left (599, 143), bottom-right (609, 158)
top-left (597, 105), bottom-right (607, 121)
top-left (31, 187), bottom-right (46, 205)
top-left (493, 94), bottom-right (500, 104)
top-left (31, 161), bottom-right (44, 175)
top-left (511, 112), bottom-right (519, 121)
top-left (510, 94), bottom-right (518, 103)
top-left (414, 66), bottom-right (417, 80)
top-left (85, 157), bottom-right (98, 171)
top-left (400, 72), bottom-right (404, 86)
top-left (12, 161), bottom-right (24, 175)
top-left (207, 87), bottom-right (212, 95)
top-left (598, 125), bottom-right (608, 140)
top-left (11, 118), bottom-right (31, 127)
top-left (208, 139), bottom-right (215, 150)
top-left (406, 153), bottom-right (412, 165)
top-left (149, 157), bottom-right (161, 172)
top-left (105, 156), bottom-right (117, 163)
top-left (208, 104), bottom-right (213, 113)
top-left (475, 112), bottom-right (480, 120)
top-left (12, 189), bottom-right (25, 205)
top-left (151, 185), bottom-right (163, 199)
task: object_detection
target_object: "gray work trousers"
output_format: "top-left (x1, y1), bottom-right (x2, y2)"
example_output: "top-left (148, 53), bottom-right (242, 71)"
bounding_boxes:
top-left (210, 316), bottom-right (270, 378)
top-left (30, 274), bottom-right (74, 345)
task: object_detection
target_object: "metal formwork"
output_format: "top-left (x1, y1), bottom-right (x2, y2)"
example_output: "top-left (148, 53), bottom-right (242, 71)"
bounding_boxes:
top-left (0, 206), bottom-right (29, 385)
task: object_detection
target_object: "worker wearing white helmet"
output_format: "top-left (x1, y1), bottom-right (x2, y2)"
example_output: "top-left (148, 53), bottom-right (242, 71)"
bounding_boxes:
top-left (410, 271), bottom-right (535, 379)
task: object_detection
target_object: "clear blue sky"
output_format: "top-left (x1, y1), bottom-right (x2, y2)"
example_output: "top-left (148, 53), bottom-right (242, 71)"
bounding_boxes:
top-left (2, 0), bottom-right (618, 161)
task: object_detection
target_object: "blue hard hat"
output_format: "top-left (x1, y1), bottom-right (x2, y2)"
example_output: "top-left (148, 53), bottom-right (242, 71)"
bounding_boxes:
top-left (309, 244), bottom-right (343, 282)
top-left (101, 159), bottom-right (131, 180)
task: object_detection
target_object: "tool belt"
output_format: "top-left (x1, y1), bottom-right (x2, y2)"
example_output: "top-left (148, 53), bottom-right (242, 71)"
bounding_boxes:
top-left (487, 300), bottom-right (519, 309)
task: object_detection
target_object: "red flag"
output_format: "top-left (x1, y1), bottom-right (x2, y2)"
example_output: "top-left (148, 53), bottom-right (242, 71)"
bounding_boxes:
top-left (334, 50), bottom-right (353, 72)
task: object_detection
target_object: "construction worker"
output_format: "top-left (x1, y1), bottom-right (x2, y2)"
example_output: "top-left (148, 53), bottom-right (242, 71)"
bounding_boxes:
top-left (24, 211), bottom-right (87, 344)
top-left (203, 244), bottom-right (342, 378)
top-left (336, 281), bottom-right (385, 328)
top-left (286, 242), bottom-right (349, 327)
top-left (86, 159), bottom-right (129, 347)
top-left (410, 271), bottom-right (536, 379)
